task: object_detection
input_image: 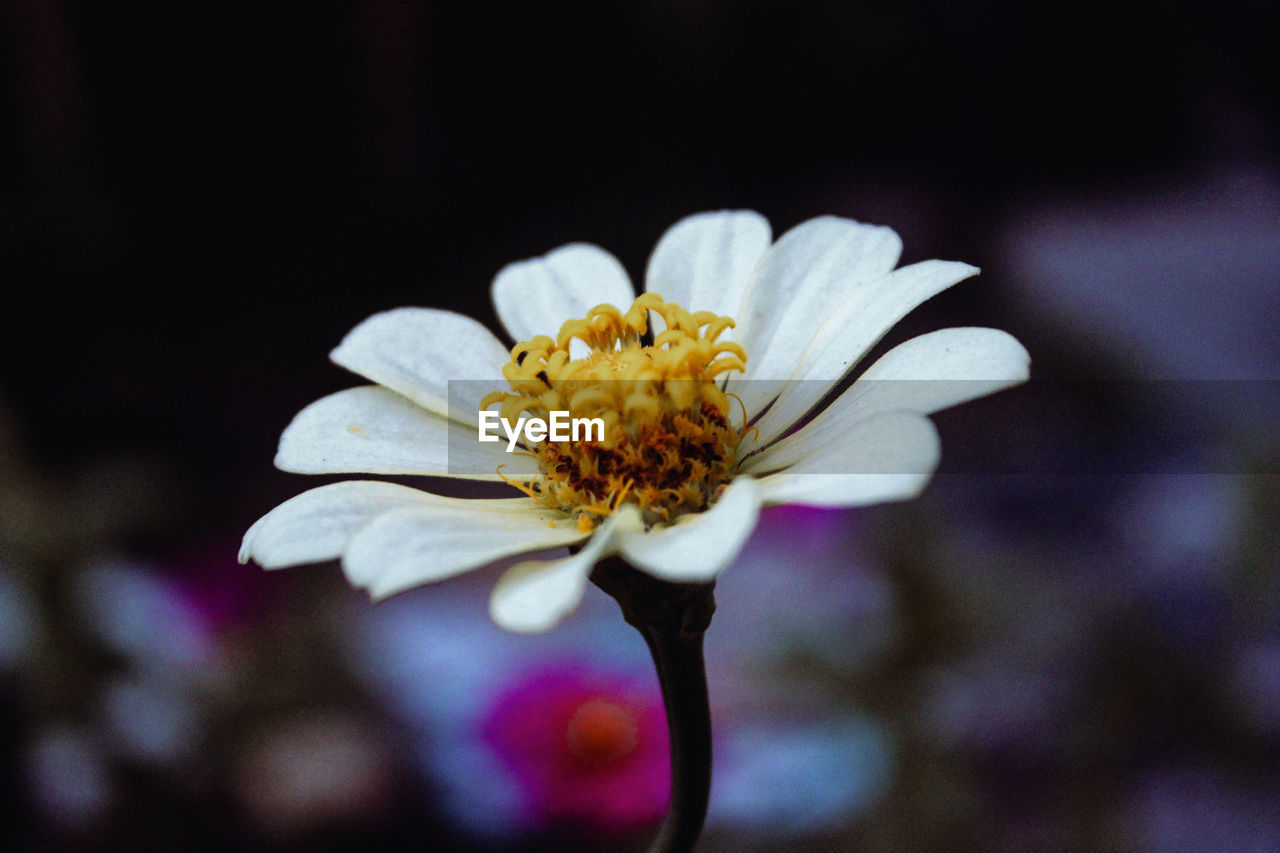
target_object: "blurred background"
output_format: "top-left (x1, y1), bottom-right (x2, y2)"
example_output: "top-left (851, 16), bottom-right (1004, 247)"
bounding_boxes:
top-left (2, 1), bottom-right (1278, 850)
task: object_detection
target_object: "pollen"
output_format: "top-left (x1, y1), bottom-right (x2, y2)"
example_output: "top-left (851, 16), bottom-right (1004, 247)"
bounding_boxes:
top-left (481, 293), bottom-right (748, 528)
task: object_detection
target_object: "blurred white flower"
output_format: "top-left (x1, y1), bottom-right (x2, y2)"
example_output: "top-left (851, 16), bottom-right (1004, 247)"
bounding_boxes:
top-left (232, 713), bottom-right (395, 836)
top-left (99, 674), bottom-right (200, 765)
top-left (241, 211), bottom-right (1028, 632)
top-left (26, 726), bottom-right (114, 829)
top-left (73, 557), bottom-right (219, 671)
top-left (712, 715), bottom-right (895, 837)
top-left (0, 562), bottom-right (40, 671)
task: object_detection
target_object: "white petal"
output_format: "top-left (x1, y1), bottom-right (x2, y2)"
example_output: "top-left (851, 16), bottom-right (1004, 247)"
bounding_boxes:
top-left (274, 386), bottom-right (536, 481)
top-left (759, 471), bottom-right (936, 508)
top-left (239, 481), bottom-right (438, 569)
top-left (728, 217), bottom-right (902, 413)
top-left (643, 210), bottom-right (771, 333)
top-left (746, 403), bottom-right (938, 475)
top-left (847, 326), bottom-right (1030, 413)
top-left (752, 412), bottom-right (940, 507)
top-left (746, 327), bottom-right (1027, 473)
top-left (748, 260), bottom-right (981, 444)
top-left (329, 308), bottom-right (511, 420)
top-left (491, 243), bottom-right (636, 344)
top-left (342, 499), bottom-right (589, 600)
top-left (617, 476), bottom-right (761, 582)
top-left (489, 505), bottom-right (643, 634)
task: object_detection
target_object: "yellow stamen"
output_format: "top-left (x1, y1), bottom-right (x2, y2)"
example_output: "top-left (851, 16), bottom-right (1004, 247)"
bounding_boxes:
top-left (488, 294), bottom-right (748, 527)
top-left (726, 392), bottom-right (752, 437)
top-left (496, 465), bottom-right (556, 510)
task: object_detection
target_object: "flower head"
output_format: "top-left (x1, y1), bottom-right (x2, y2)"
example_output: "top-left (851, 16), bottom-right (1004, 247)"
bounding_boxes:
top-left (240, 211), bottom-right (1028, 632)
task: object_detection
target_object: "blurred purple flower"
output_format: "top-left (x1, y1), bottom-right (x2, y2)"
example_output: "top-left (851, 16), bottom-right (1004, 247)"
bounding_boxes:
top-left (1003, 167), bottom-right (1280, 387)
top-left (0, 561), bottom-right (40, 672)
top-left (710, 505), bottom-right (899, 703)
top-left (1122, 763), bottom-right (1280, 853)
top-left (1225, 639), bottom-right (1280, 739)
top-left (919, 658), bottom-right (1071, 762)
top-left (1114, 474), bottom-right (1243, 585)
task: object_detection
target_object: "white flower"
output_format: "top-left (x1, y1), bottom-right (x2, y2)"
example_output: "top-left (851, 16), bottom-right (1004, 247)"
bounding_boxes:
top-left (240, 211), bottom-right (1029, 633)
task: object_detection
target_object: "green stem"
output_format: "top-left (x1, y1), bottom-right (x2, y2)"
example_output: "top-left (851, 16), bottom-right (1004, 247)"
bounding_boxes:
top-left (590, 556), bottom-right (716, 853)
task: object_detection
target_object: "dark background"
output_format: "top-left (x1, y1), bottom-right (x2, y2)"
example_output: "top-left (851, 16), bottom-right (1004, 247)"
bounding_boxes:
top-left (2, 1), bottom-right (1278, 850)
top-left (3, 0), bottom-right (1276, 532)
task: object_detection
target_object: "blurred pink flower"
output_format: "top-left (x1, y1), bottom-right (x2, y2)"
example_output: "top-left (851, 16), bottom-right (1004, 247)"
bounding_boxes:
top-left (481, 668), bottom-right (669, 833)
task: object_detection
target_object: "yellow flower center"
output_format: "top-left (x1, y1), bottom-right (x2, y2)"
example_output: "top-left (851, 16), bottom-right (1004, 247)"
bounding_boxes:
top-left (481, 293), bottom-right (748, 528)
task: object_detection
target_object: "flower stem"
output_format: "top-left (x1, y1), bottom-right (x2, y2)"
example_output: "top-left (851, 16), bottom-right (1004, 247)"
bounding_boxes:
top-left (590, 556), bottom-right (716, 853)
